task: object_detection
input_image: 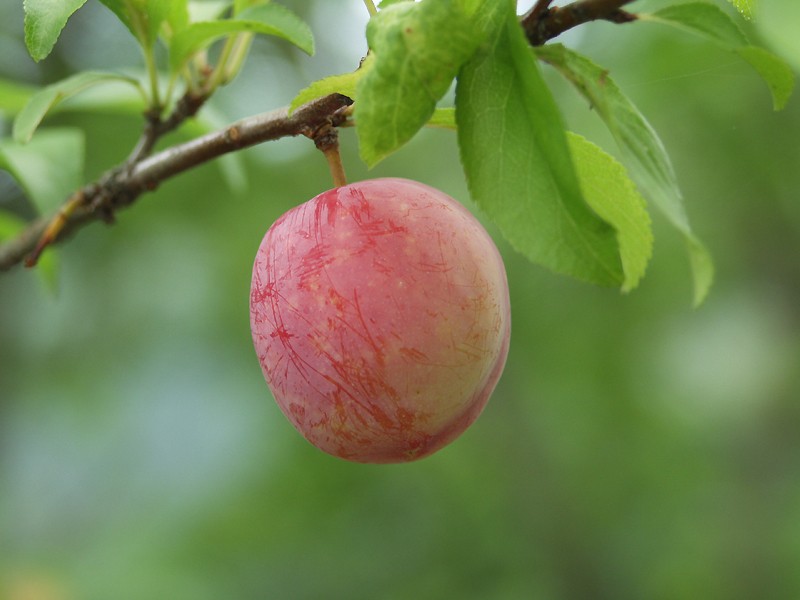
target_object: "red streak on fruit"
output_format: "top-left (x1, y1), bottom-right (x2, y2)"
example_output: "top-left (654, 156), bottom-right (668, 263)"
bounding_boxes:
top-left (250, 178), bottom-right (510, 463)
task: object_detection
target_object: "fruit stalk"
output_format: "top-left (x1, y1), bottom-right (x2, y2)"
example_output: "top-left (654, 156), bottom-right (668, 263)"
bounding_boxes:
top-left (312, 124), bottom-right (348, 188)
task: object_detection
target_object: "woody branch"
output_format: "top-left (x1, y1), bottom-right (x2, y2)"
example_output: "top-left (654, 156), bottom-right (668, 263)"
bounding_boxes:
top-left (0, 0), bottom-right (639, 272)
top-left (0, 94), bottom-right (352, 271)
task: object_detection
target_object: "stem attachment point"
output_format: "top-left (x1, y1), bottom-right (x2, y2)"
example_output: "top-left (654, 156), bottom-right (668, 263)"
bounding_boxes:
top-left (312, 125), bottom-right (348, 188)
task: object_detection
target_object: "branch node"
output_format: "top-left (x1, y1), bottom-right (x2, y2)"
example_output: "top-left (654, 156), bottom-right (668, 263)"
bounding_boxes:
top-left (0, 94), bottom-right (353, 272)
top-left (24, 189), bottom-right (86, 267)
top-left (523, 0), bottom-right (637, 46)
top-left (311, 124), bottom-right (348, 188)
top-left (225, 125), bottom-right (242, 146)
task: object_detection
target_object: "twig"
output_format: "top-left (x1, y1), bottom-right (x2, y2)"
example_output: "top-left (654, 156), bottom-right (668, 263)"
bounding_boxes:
top-left (522, 0), bottom-right (638, 46)
top-left (316, 128), bottom-right (348, 188)
top-left (2, 0), bottom-right (639, 272)
top-left (524, 0), bottom-right (555, 23)
top-left (0, 94), bottom-right (353, 271)
top-left (21, 89), bottom-right (212, 267)
top-left (127, 91), bottom-right (209, 165)
top-left (308, 105), bottom-right (350, 189)
top-left (24, 189), bottom-right (86, 267)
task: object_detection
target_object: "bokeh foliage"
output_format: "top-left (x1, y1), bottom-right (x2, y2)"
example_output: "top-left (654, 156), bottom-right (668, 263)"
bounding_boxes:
top-left (2, 1), bottom-right (800, 598)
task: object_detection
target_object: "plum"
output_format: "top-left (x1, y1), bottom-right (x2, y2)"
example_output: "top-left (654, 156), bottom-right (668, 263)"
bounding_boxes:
top-left (250, 178), bottom-right (510, 463)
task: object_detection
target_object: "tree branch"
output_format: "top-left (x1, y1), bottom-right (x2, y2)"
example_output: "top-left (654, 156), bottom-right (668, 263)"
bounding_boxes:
top-left (0, 94), bottom-right (353, 271)
top-left (127, 91), bottom-right (209, 165)
top-left (526, 0), bottom-right (555, 24)
top-left (1, 0), bottom-right (638, 272)
top-left (522, 0), bottom-right (638, 46)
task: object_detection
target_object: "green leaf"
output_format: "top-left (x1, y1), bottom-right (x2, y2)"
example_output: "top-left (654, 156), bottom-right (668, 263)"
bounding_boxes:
top-left (355, 0), bottom-right (483, 166)
top-left (456, 3), bottom-right (622, 286)
top-left (144, 1), bottom-right (176, 43)
top-left (685, 235), bottom-right (715, 307)
top-left (233, 0), bottom-right (266, 15)
top-left (736, 45), bottom-right (795, 110)
top-left (98, 0), bottom-right (173, 48)
top-left (0, 79), bottom-right (37, 115)
top-left (165, 0), bottom-right (190, 36)
top-left (289, 71), bottom-right (362, 115)
top-left (567, 133), bottom-right (653, 292)
top-left (0, 128), bottom-right (85, 214)
top-left (0, 76), bottom-right (145, 119)
top-left (535, 43), bottom-right (713, 304)
top-left (169, 3), bottom-right (314, 73)
top-left (427, 107), bottom-right (456, 129)
top-left (725, 0), bottom-right (756, 20)
top-left (648, 2), bottom-right (748, 46)
top-left (13, 71), bottom-right (144, 144)
top-left (23, 0), bottom-right (88, 62)
top-left (0, 210), bottom-right (59, 293)
top-left (189, 0), bottom-right (232, 22)
top-left (54, 79), bottom-right (150, 115)
top-left (642, 2), bottom-right (794, 111)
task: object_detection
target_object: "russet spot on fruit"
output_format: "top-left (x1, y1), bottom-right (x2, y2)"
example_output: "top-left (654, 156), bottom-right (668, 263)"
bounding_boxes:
top-left (250, 178), bottom-right (511, 463)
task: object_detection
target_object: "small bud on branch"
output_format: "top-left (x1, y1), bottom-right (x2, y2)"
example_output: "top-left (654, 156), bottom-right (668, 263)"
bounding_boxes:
top-left (0, 94), bottom-right (353, 271)
top-left (523, 0), bottom-right (637, 46)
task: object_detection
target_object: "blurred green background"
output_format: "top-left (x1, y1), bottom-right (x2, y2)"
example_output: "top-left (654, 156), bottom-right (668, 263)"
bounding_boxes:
top-left (2, 1), bottom-right (800, 598)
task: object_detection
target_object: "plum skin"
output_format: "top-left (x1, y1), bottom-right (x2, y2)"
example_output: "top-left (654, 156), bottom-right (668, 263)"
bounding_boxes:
top-left (250, 178), bottom-right (510, 463)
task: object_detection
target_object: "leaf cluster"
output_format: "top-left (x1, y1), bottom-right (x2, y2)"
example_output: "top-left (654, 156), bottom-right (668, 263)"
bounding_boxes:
top-left (2, 0), bottom-right (795, 304)
top-left (3, 0), bottom-right (314, 286)
top-left (293, 0), bottom-right (792, 303)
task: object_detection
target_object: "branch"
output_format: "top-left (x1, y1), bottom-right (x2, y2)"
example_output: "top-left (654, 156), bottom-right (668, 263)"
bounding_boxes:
top-left (1, 1), bottom-right (636, 273)
top-left (127, 91), bottom-right (209, 164)
top-left (522, 0), bottom-right (638, 46)
top-left (526, 0), bottom-right (555, 23)
top-left (0, 94), bottom-right (353, 271)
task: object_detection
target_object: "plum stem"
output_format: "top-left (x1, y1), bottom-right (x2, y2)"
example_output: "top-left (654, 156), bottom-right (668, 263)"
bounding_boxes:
top-left (312, 125), bottom-right (348, 188)
top-left (324, 147), bottom-right (348, 188)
